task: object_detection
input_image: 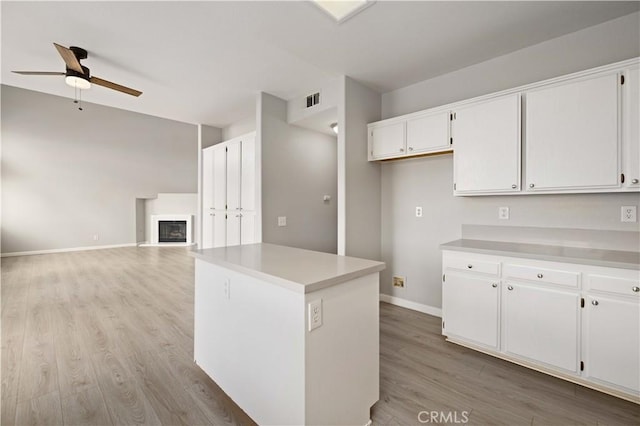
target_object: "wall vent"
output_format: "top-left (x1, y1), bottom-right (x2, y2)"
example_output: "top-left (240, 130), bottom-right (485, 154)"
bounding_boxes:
top-left (306, 92), bottom-right (320, 108)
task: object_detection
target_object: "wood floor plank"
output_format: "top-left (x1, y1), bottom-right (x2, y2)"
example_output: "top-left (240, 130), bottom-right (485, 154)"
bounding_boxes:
top-left (60, 386), bottom-right (112, 426)
top-left (15, 392), bottom-right (63, 426)
top-left (90, 350), bottom-right (161, 425)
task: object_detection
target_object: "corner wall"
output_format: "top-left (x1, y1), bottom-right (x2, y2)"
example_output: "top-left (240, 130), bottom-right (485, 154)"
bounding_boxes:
top-left (379, 12), bottom-right (640, 313)
top-left (1, 85), bottom-right (198, 254)
top-left (258, 92), bottom-right (338, 254)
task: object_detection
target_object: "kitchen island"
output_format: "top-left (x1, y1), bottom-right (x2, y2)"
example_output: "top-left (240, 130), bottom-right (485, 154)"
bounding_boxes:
top-left (190, 243), bottom-right (385, 425)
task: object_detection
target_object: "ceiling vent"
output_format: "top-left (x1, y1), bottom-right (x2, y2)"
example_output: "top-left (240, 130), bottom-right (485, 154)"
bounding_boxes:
top-left (306, 92), bottom-right (320, 108)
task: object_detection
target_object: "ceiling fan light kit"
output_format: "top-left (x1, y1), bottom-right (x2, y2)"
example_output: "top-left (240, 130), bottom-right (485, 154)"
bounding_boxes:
top-left (12, 42), bottom-right (142, 98)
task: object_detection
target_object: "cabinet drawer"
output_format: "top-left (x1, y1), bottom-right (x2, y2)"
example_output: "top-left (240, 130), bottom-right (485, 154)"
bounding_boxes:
top-left (445, 258), bottom-right (499, 276)
top-left (588, 274), bottom-right (640, 297)
top-left (503, 264), bottom-right (579, 288)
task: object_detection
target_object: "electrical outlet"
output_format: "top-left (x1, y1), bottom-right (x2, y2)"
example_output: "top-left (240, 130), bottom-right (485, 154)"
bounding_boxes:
top-left (498, 207), bottom-right (510, 220)
top-left (621, 206), bottom-right (637, 223)
top-left (278, 216), bottom-right (287, 227)
top-left (223, 279), bottom-right (231, 300)
top-left (308, 299), bottom-right (322, 331)
top-left (393, 276), bottom-right (405, 288)
top-left (415, 206), bottom-right (423, 217)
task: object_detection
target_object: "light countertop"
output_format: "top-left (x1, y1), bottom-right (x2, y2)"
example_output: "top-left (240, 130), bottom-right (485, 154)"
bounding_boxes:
top-left (190, 243), bottom-right (385, 293)
top-left (441, 239), bottom-right (640, 270)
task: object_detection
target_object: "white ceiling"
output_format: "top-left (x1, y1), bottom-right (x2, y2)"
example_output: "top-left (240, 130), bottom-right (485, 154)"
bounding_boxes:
top-left (2, 1), bottom-right (638, 127)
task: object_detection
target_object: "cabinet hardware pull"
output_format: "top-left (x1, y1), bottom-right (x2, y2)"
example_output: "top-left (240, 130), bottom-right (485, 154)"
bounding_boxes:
top-left (408, 147), bottom-right (414, 151)
top-left (467, 264), bottom-right (473, 269)
top-left (537, 273), bottom-right (543, 279)
top-left (507, 285), bottom-right (514, 291)
top-left (492, 283), bottom-right (498, 288)
top-left (399, 148), bottom-right (405, 152)
top-left (529, 183), bottom-right (535, 188)
top-left (592, 300), bottom-right (599, 306)
top-left (632, 286), bottom-right (640, 292)
top-left (633, 179), bottom-right (639, 184)
top-left (511, 184), bottom-right (517, 189)
top-left (210, 213), bottom-right (214, 216)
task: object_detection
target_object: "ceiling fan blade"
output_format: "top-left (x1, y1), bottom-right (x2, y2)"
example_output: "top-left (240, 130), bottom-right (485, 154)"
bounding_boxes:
top-left (53, 43), bottom-right (83, 73)
top-left (90, 76), bottom-right (142, 97)
top-left (12, 71), bottom-right (65, 75)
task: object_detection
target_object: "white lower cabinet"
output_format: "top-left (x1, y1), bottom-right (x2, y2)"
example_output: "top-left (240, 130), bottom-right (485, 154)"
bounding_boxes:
top-left (442, 250), bottom-right (640, 403)
top-left (443, 272), bottom-right (499, 349)
top-left (502, 282), bottom-right (579, 373)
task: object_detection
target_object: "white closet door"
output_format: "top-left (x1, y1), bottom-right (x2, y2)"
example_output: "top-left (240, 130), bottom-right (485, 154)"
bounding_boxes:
top-left (213, 145), bottom-right (227, 210)
top-left (226, 141), bottom-right (241, 212)
top-left (241, 137), bottom-right (256, 212)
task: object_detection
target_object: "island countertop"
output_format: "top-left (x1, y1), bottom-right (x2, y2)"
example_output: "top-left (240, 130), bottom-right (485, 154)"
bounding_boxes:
top-left (441, 239), bottom-right (640, 270)
top-left (190, 243), bottom-right (385, 293)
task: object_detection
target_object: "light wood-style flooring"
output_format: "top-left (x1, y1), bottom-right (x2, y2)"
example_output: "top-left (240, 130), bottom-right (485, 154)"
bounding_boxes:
top-left (1, 247), bottom-right (638, 425)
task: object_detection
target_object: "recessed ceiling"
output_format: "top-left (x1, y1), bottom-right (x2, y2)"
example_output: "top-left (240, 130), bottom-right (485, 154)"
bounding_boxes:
top-left (1, 1), bottom-right (637, 127)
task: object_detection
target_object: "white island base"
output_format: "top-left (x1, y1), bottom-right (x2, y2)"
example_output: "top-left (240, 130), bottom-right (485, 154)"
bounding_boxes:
top-left (191, 243), bottom-right (385, 425)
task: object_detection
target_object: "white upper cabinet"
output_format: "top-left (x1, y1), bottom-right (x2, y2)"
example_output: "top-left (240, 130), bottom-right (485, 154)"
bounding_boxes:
top-left (226, 141), bottom-right (242, 211)
top-left (622, 65), bottom-right (640, 189)
top-left (368, 121), bottom-right (405, 160)
top-left (405, 111), bottom-right (451, 155)
top-left (525, 72), bottom-right (620, 192)
top-left (453, 94), bottom-right (521, 194)
top-left (213, 145), bottom-right (227, 211)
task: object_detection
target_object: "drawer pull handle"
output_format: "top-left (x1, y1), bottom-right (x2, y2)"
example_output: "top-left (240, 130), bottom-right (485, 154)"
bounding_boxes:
top-left (633, 286), bottom-right (640, 293)
top-left (592, 300), bottom-right (599, 306)
top-left (467, 264), bottom-right (473, 269)
top-left (537, 273), bottom-right (543, 279)
top-left (507, 285), bottom-right (514, 291)
top-left (529, 183), bottom-right (535, 188)
top-left (632, 179), bottom-right (639, 184)
top-left (492, 283), bottom-right (498, 288)
top-left (511, 184), bottom-right (517, 189)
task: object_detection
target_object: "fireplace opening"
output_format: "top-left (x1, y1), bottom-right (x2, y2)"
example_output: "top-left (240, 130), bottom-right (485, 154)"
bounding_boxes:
top-left (158, 220), bottom-right (187, 243)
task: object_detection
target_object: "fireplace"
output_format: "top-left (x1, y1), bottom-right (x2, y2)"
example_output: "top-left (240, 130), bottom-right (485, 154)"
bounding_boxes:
top-left (158, 220), bottom-right (187, 243)
top-left (150, 214), bottom-right (193, 245)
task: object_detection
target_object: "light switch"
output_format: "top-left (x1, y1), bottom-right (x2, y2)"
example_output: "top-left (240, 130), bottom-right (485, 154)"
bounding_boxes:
top-left (278, 216), bottom-right (287, 227)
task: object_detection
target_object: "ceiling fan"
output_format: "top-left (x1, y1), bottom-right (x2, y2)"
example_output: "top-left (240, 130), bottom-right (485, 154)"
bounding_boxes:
top-left (12, 43), bottom-right (142, 97)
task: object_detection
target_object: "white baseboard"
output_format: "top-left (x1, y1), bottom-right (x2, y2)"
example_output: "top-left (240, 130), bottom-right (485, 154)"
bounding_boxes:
top-left (138, 243), bottom-right (196, 247)
top-left (1, 243), bottom-right (138, 258)
top-left (380, 294), bottom-right (442, 318)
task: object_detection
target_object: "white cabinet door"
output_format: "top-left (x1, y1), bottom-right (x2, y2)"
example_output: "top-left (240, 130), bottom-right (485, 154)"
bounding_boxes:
top-left (226, 141), bottom-right (241, 212)
top-left (453, 94), bottom-right (521, 194)
top-left (502, 282), bottom-right (579, 373)
top-left (212, 211), bottom-right (226, 248)
top-left (241, 137), bottom-right (256, 211)
top-left (406, 111), bottom-right (450, 155)
top-left (369, 121), bottom-right (405, 160)
top-left (226, 212), bottom-right (241, 247)
top-left (202, 148), bottom-right (215, 249)
top-left (525, 72), bottom-right (620, 191)
top-left (213, 145), bottom-right (227, 210)
top-left (443, 272), bottom-right (499, 349)
top-left (623, 66), bottom-right (640, 189)
top-left (584, 295), bottom-right (640, 393)
top-left (240, 212), bottom-right (256, 245)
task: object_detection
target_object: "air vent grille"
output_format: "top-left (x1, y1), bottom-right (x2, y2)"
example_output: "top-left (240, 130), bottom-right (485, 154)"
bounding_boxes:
top-left (306, 92), bottom-right (320, 108)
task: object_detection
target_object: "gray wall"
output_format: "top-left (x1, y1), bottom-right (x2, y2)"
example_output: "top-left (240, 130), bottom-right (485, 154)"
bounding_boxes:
top-left (223, 116), bottom-right (256, 141)
top-left (259, 92), bottom-right (338, 254)
top-left (338, 76), bottom-right (382, 260)
top-left (1, 85), bottom-right (198, 254)
top-left (379, 12), bottom-right (640, 311)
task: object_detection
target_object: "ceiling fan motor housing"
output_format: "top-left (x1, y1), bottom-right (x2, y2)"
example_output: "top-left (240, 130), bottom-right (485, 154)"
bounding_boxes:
top-left (66, 65), bottom-right (90, 81)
